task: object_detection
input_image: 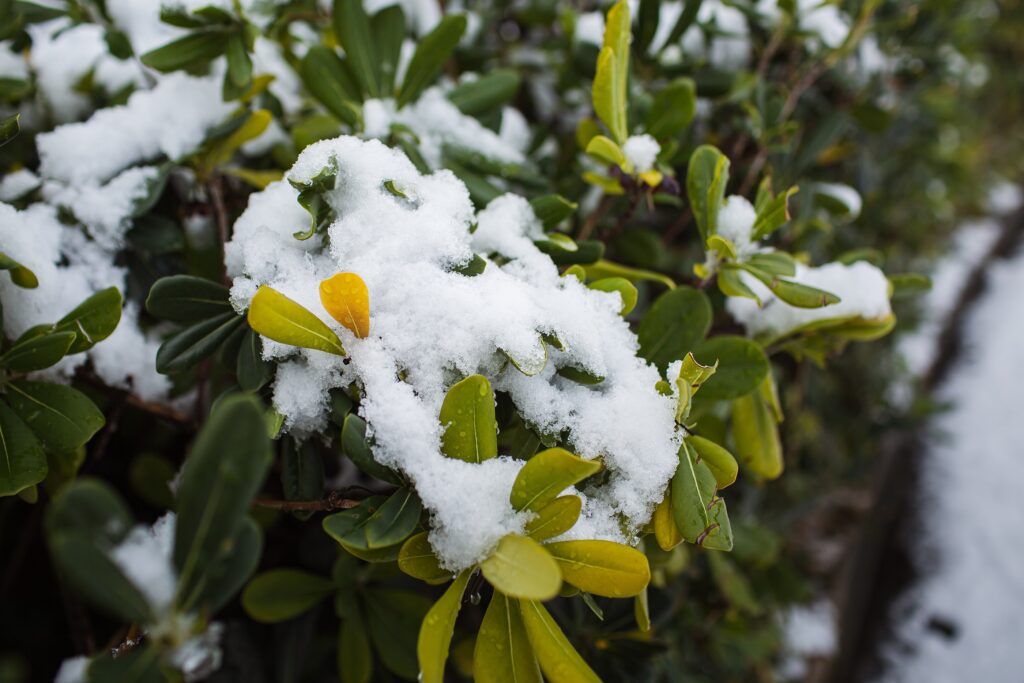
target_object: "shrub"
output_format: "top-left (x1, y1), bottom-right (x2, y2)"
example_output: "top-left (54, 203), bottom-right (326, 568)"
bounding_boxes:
top-left (0, 0), bottom-right (1018, 681)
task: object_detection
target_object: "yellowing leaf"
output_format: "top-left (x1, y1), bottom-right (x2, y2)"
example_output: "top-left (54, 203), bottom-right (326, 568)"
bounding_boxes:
top-left (474, 593), bottom-right (542, 683)
top-left (653, 494), bottom-right (683, 551)
top-left (638, 169), bottom-right (663, 188)
top-left (319, 272), bottom-right (370, 338)
top-left (544, 540), bottom-right (650, 598)
top-left (398, 532), bottom-right (448, 583)
top-left (480, 534), bottom-right (561, 601)
top-left (418, 570), bottom-right (471, 683)
top-left (439, 374), bottom-right (498, 463)
top-left (731, 375), bottom-right (783, 480)
top-left (247, 285), bottom-right (346, 356)
top-left (525, 496), bottom-right (582, 542)
top-left (519, 599), bottom-right (602, 683)
top-left (686, 435), bottom-right (738, 489)
top-left (509, 448), bottom-right (602, 512)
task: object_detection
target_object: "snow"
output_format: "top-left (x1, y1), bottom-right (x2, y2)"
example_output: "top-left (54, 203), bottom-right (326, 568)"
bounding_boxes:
top-left (0, 202), bottom-right (171, 401)
top-left (622, 134), bottom-right (660, 173)
top-left (226, 136), bottom-right (682, 569)
top-left (875, 240), bottom-right (1024, 682)
top-left (814, 182), bottom-right (863, 220)
top-left (54, 657), bottom-right (88, 683)
top-left (0, 169), bottom-right (40, 201)
top-left (716, 195), bottom-right (759, 258)
top-left (362, 87), bottom-right (526, 169)
top-left (758, 0), bottom-right (852, 50)
top-left (778, 599), bottom-right (839, 680)
top-left (727, 261), bottom-right (892, 338)
top-left (109, 513), bottom-right (178, 614)
top-left (0, 43), bottom-right (27, 80)
top-left (36, 73), bottom-right (232, 185)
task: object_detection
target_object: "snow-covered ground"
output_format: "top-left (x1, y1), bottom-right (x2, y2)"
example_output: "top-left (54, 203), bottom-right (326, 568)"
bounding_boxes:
top-left (874, 187), bottom-right (1024, 681)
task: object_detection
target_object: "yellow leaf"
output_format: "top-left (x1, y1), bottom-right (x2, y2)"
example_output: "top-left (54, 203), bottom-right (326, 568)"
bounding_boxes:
top-left (419, 570), bottom-right (472, 683)
top-left (480, 534), bottom-right (561, 601)
top-left (525, 496), bottom-right (582, 542)
top-left (638, 169), bottom-right (663, 188)
top-left (398, 532), bottom-right (449, 583)
top-left (519, 599), bottom-right (602, 683)
top-left (474, 593), bottom-right (542, 683)
top-left (544, 540), bottom-right (650, 598)
top-left (319, 272), bottom-right (370, 338)
top-left (247, 285), bottom-right (346, 356)
top-left (510, 448), bottom-right (601, 513)
top-left (653, 494), bottom-right (682, 551)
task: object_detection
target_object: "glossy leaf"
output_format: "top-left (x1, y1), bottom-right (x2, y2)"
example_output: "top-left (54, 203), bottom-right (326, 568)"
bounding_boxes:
top-left (637, 287), bottom-right (712, 371)
top-left (145, 274), bottom-right (231, 323)
top-left (691, 336), bottom-right (770, 401)
top-left (480, 534), bottom-right (561, 601)
top-left (398, 15), bottom-right (467, 108)
top-left (545, 540), bottom-right (650, 598)
top-left (0, 399), bottom-right (47, 496)
top-left (524, 496), bottom-right (582, 541)
top-left (248, 285), bottom-right (346, 356)
top-left (54, 287), bottom-right (122, 353)
top-left (510, 448), bottom-right (601, 512)
top-left (5, 381), bottom-right (104, 453)
top-left (439, 374), bottom-right (498, 463)
top-left (519, 599), bottom-right (602, 683)
top-left (740, 264), bottom-right (841, 309)
top-left (588, 277), bottom-right (638, 315)
top-left (653, 494), bottom-right (683, 551)
top-left (0, 331), bottom-right (74, 372)
top-left (418, 570), bottom-right (471, 683)
top-left (475, 593), bottom-right (542, 683)
top-left (241, 569), bottom-right (336, 623)
top-left (687, 145), bottom-right (730, 243)
top-left (398, 532), bottom-right (448, 582)
top-left (319, 272), bottom-right (370, 338)
top-left (156, 311), bottom-right (244, 374)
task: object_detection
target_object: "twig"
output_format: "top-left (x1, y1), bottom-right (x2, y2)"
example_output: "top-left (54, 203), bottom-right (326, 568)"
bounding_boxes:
top-left (208, 176), bottom-right (231, 287)
top-left (253, 490), bottom-right (366, 512)
top-left (576, 194), bottom-right (613, 242)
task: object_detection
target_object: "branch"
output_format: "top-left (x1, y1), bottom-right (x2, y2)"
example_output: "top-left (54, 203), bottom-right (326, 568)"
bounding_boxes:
top-left (253, 489), bottom-right (375, 512)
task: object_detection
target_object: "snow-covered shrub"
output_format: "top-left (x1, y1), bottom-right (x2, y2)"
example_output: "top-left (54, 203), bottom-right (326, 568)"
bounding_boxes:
top-left (2, 0), bottom-right (1017, 680)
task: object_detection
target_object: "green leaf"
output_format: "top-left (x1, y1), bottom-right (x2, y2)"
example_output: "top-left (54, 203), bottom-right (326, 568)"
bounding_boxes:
top-left (323, 495), bottom-right (417, 559)
top-left (475, 593), bottom-right (542, 683)
top-left (281, 439), bottom-right (324, 519)
top-left (237, 328), bottom-right (274, 391)
top-left (242, 569), bottom-right (337, 623)
top-left (890, 273), bottom-right (933, 298)
top-left (545, 540), bottom-right (650, 598)
top-left (592, 0), bottom-right (630, 144)
top-left (645, 78), bottom-right (696, 140)
top-left (45, 479), bottom-right (153, 623)
top-left (398, 532), bottom-right (448, 582)
top-left (439, 374), bottom-right (498, 463)
top-left (372, 4), bottom-right (405, 94)
top-left (397, 14), bottom-right (467, 108)
top-left (224, 30), bottom-right (253, 97)
top-left (524, 496), bottom-right (582, 541)
top-left (747, 251), bottom-right (797, 277)
top-left (751, 186), bottom-right (798, 239)
top-left (418, 570), bottom-right (471, 683)
top-left (686, 435), bottom-right (738, 489)
top-left (54, 287), bottom-right (122, 353)
top-left (708, 552), bottom-right (759, 613)
top-left (686, 145), bottom-right (730, 243)
top-left (88, 644), bottom-right (163, 683)
top-left (247, 285), bottom-right (346, 356)
top-left (141, 30), bottom-right (227, 72)
top-left (129, 453), bottom-right (177, 509)
top-left (300, 47), bottom-right (362, 127)
top-left (691, 336), bottom-right (769, 402)
top-left (5, 381), bottom-right (104, 453)
top-left (0, 113), bottom-right (19, 148)
top-left (363, 488), bottom-right (422, 549)
top-left (670, 441), bottom-right (717, 543)
top-left (366, 588), bottom-right (431, 677)
top-left (731, 375), bottom-right (784, 480)
top-left (637, 287), bottom-right (712, 371)
top-left (509, 448), bottom-right (601, 512)
top-left (588, 277), bottom-right (638, 315)
top-left (0, 399), bottom-right (47, 496)
top-left (173, 394), bottom-right (274, 611)
top-left (0, 331), bottom-right (75, 372)
top-left (0, 251), bottom-right (37, 288)
top-left (739, 264), bottom-right (841, 309)
top-left (529, 194), bottom-right (577, 230)
top-left (556, 366), bottom-right (605, 385)
top-left (583, 259), bottom-right (675, 289)
top-left (718, 264), bottom-right (761, 304)
top-left (672, 352), bottom-right (717, 423)
top-left (519, 599), bottom-right (601, 683)
top-left (145, 275), bottom-right (231, 323)
top-left (333, 0), bottom-right (379, 97)
top-left (341, 413), bottom-right (400, 484)
top-left (702, 497), bottom-right (734, 552)
top-left (481, 534), bottom-right (562, 601)
top-left (661, 0), bottom-right (703, 48)
top-left (585, 134), bottom-right (627, 167)
top-left (449, 69), bottom-right (520, 116)
top-left (339, 605), bottom-right (374, 683)
top-left (156, 311), bottom-right (245, 374)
